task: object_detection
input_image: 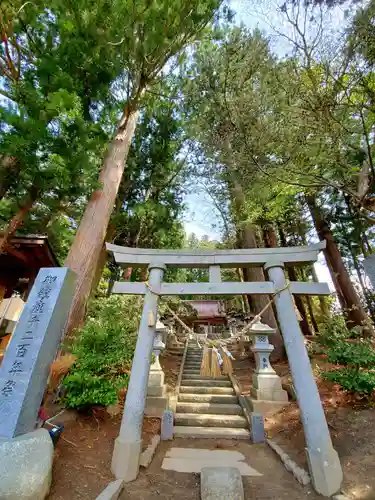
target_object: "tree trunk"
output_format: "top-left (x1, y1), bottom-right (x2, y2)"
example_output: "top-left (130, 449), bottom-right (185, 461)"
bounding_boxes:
top-left (311, 265), bottom-right (330, 318)
top-left (263, 226), bottom-right (278, 248)
top-left (64, 106), bottom-right (140, 335)
top-left (241, 225), bottom-right (284, 359)
top-left (230, 183), bottom-right (284, 358)
top-left (237, 268), bottom-right (251, 315)
top-left (123, 267), bottom-right (132, 280)
top-left (349, 244), bottom-right (375, 321)
top-left (362, 232), bottom-right (372, 257)
top-left (0, 156), bottom-right (21, 201)
top-left (277, 224), bottom-right (314, 334)
top-left (305, 295), bottom-right (319, 334)
top-left (0, 187), bottom-right (38, 252)
top-left (90, 224), bottom-right (117, 297)
top-left (338, 211), bottom-right (371, 308)
top-left (306, 194), bottom-right (371, 333)
top-left (140, 268), bottom-right (148, 281)
top-left (287, 265), bottom-right (313, 335)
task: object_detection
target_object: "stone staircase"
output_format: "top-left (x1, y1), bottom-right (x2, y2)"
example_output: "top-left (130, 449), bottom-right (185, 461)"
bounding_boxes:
top-left (173, 346), bottom-right (251, 439)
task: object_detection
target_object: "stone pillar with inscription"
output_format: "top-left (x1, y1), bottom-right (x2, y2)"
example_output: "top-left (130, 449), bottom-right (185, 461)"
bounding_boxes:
top-left (0, 267), bottom-right (76, 500)
top-left (0, 267), bottom-right (76, 438)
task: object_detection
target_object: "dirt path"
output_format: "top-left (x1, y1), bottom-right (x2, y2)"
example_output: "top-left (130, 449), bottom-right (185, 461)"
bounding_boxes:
top-left (48, 408), bottom-right (318, 500)
top-left (120, 438), bottom-right (319, 500)
top-left (233, 354), bottom-right (375, 499)
top-left (49, 352), bottom-right (375, 499)
top-left (269, 406), bottom-right (375, 500)
top-left (47, 412), bottom-right (160, 500)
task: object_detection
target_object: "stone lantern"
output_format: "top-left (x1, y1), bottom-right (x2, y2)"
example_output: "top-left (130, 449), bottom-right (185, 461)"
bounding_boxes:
top-left (150, 319), bottom-right (166, 371)
top-left (145, 319), bottom-right (168, 417)
top-left (249, 320), bottom-right (288, 403)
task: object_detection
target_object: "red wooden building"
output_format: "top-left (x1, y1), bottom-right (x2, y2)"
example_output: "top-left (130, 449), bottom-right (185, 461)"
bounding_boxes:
top-left (181, 300), bottom-right (227, 331)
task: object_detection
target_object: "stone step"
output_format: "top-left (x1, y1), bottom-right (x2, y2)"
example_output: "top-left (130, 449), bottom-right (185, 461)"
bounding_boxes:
top-left (180, 385), bottom-right (235, 395)
top-left (182, 375), bottom-right (228, 381)
top-left (176, 402), bottom-right (243, 415)
top-left (181, 379), bottom-right (232, 387)
top-left (166, 347), bottom-right (185, 354)
top-left (173, 426), bottom-right (251, 440)
top-left (175, 413), bottom-right (248, 428)
top-left (178, 393), bottom-right (238, 404)
top-left (184, 362), bottom-right (202, 366)
top-left (185, 357), bottom-right (202, 362)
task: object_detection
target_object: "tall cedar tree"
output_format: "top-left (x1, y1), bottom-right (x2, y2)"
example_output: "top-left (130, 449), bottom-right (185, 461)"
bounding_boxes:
top-left (61, 0), bottom-right (223, 333)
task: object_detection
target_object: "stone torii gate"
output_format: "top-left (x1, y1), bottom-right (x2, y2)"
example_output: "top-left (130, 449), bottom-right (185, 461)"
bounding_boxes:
top-left (107, 242), bottom-right (343, 496)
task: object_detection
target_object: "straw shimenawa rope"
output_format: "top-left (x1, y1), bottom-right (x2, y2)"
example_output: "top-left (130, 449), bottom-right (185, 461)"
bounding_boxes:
top-left (211, 347), bottom-right (221, 377)
top-left (145, 281), bottom-right (201, 347)
top-left (220, 347), bottom-right (233, 375)
top-left (144, 279), bottom-right (291, 377)
top-left (235, 281), bottom-right (291, 338)
top-left (200, 346), bottom-right (211, 377)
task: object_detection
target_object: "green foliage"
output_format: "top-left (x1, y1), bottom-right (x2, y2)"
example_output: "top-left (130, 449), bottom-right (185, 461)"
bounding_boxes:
top-left (326, 340), bottom-right (375, 369)
top-left (0, 0), bottom-right (223, 260)
top-left (322, 369), bottom-right (375, 395)
top-left (110, 93), bottom-right (186, 252)
top-left (62, 295), bottom-right (141, 409)
top-left (318, 314), bottom-right (375, 396)
top-left (318, 314), bottom-right (362, 347)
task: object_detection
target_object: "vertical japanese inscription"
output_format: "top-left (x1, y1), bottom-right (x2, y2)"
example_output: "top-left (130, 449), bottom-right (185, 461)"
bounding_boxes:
top-left (0, 274), bottom-right (56, 399)
top-left (0, 268), bottom-right (76, 438)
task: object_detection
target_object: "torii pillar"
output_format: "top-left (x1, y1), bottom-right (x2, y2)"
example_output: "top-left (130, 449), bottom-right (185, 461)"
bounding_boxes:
top-left (265, 262), bottom-right (342, 497)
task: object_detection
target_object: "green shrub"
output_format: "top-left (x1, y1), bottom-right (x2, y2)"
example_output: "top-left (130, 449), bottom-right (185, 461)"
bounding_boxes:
top-left (317, 314), bottom-right (375, 397)
top-left (322, 368), bottom-right (375, 395)
top-left (318, 313), bottom-right (362, 347)
top-left (62, 295), bottom-right (141, 409)
top-left (326, 339), bottom-right (375, 369)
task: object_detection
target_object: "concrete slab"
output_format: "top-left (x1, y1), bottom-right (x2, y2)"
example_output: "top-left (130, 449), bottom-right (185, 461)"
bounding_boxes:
top-left (96, 479), bottom-right (124, 500)
top-left (162, 457), bottom-right (261, 476)
top-left (161, 447), bottom-right (262, 476)
top-left (166, 447), bottom-right (246, 461)
top-left (201, 467), bottom-right (244, 500)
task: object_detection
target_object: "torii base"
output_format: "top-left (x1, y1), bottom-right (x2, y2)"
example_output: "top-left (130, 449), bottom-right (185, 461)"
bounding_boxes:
top-left (112, 436), bottom-right (142, 482)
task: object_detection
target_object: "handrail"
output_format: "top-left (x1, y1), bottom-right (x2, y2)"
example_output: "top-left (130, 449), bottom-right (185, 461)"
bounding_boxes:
top-left (175, 338), bottom-right (189, 397)
top-left (229, 373), bottom-right (253, 429)
top-left (168, 338), bottom-right (189, 414)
